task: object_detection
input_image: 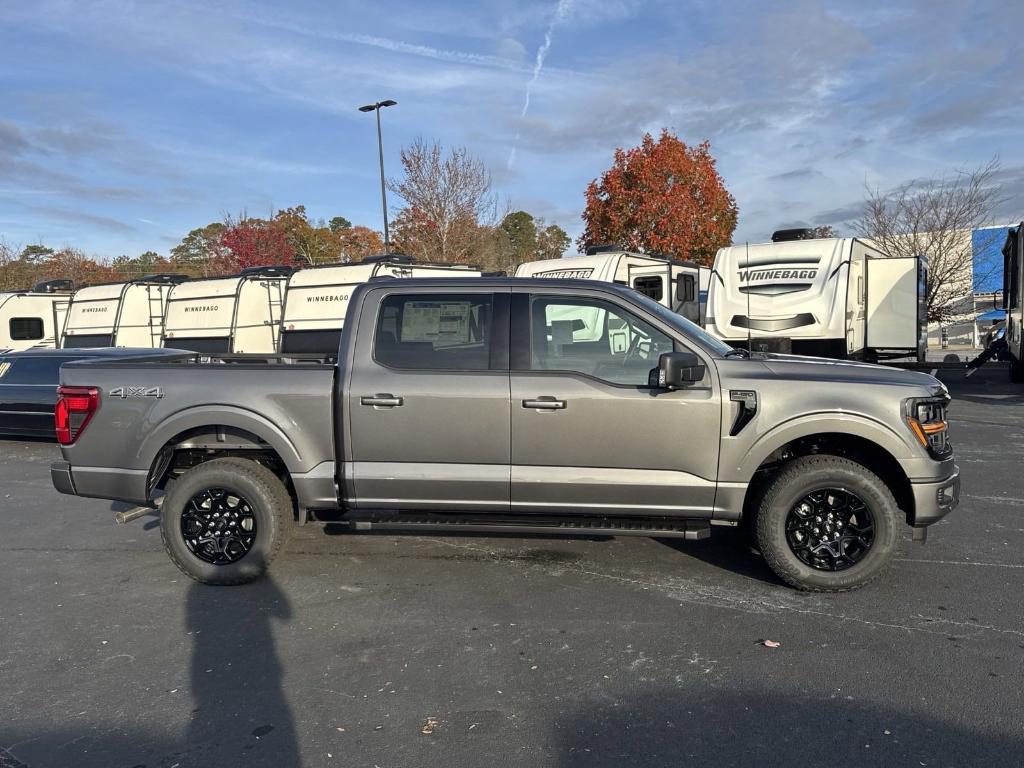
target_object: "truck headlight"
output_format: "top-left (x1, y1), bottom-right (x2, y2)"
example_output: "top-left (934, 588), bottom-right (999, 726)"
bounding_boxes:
top-left (904, 397), bottom-right (950, 457)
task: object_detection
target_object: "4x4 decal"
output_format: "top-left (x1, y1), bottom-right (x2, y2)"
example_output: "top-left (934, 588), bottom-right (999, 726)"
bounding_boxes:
top-left (109, 386), bottom-right (164, 399)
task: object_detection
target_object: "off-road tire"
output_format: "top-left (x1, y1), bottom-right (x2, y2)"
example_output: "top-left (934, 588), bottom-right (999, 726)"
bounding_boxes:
top-left (160, 457), bottom-right (292, 585)
top-left (755, 455), bottom-right (899, 591)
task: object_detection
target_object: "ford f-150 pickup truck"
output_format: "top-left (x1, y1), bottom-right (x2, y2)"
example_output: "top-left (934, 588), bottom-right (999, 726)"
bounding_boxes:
top-left (51, 278), bottom-right (960, 591)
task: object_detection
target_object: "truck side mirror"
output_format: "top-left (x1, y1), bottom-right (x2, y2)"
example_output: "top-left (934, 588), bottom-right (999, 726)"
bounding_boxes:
top-left (650, 351), bottom-right (705, 389)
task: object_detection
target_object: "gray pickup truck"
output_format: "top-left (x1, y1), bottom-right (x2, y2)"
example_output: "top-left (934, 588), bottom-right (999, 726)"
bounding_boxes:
top-left (51, 277), bottom-right (959, 591)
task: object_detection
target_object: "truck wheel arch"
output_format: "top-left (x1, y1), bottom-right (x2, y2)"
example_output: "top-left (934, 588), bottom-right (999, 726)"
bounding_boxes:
top-left (139, 406), bottom-right (302, 468)
top-left (735, 417), bottom-right (916, 526)
top-left (140, 407), bottom-right (304, 497)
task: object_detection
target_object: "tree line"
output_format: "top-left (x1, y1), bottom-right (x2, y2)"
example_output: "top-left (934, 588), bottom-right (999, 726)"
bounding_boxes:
top-left (0, 201), bottom-right (570, 291)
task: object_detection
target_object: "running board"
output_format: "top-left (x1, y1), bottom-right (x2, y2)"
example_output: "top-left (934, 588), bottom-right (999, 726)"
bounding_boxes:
top-left (337, 512), bottom-right (711, 540)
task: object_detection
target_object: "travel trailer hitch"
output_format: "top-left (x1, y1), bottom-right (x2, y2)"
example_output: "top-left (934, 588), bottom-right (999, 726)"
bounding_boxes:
top-left (965, 335), bottom-right (1009, 378)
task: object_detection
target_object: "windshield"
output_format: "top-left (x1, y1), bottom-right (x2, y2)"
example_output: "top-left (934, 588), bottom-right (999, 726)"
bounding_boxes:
top-left (627, 290), bottom-right (735, 356)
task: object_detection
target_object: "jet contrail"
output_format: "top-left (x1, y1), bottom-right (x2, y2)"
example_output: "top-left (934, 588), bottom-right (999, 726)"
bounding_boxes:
top-left (508, 0), bottom-right (574, 170)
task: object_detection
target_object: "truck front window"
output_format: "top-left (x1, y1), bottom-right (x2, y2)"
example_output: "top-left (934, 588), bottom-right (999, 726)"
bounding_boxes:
top-left (531, 296), bottom-right (672, 386)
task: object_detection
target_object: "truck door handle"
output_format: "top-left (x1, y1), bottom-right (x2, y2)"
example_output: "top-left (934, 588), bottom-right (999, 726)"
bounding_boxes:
top-left (522, 397), bottom-right (566, 410)
top-left (361, 394), bottom-right (404, 408)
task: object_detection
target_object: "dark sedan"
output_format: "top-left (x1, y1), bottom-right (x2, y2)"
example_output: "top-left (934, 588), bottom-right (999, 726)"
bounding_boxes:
top-left (0, 347), bottom-right (183, 438)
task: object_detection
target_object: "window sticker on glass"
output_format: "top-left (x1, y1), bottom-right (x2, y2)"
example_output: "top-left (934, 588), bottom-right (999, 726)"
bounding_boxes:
top-left (401, 302), bottom-right (473, 345)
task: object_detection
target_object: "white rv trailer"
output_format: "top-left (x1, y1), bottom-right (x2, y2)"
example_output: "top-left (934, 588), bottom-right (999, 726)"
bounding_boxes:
top-left (279, 255), bottom-right (482, 353)
top-left (705, 230), bottom-right (926, 360)
top-left (513, 247), bottom-right (710, 325)
top-left (0, 280), bottom-right (75, 353)
top-left (61, 274), bottom-right (188, 349)
top-left (1002, 222), bottom-right (1024, 382)
top-left (161, 266), bottom-right (293, 354)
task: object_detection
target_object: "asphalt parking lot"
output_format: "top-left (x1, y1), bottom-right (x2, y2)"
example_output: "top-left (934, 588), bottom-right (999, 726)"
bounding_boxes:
top-left (1, 367), bottom-right (1022, 768)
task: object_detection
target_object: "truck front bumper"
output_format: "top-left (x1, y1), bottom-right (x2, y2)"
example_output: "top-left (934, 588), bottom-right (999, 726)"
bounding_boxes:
top-left (910, 465), bottom-right (960, 527)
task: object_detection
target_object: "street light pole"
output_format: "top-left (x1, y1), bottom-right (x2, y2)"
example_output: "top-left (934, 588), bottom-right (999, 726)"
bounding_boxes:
top-left (358, 99), bottom-right (397, 252)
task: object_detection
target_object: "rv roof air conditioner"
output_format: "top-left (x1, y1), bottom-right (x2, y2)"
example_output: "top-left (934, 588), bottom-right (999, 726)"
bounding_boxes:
top-left (31, 279), bottom-right (75, 293)
top-left (135, 273), bottom-right (190, 285)
top-left (361, 253), bottom-right (416, 264)
top-left (238, 265), bottom-right (295, 278)
top-left (585, 244), bottom-right (623, 255)
top-left (771, 228), bottom-right (817, 243)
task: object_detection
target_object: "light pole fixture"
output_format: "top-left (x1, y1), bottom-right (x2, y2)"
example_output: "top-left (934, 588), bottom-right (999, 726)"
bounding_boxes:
top-left (358, 99), bottom-right (398, 252)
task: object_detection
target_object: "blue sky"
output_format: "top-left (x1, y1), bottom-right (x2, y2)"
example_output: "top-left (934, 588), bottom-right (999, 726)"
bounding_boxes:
top-left (1, 0), bottom-right (1022, 259)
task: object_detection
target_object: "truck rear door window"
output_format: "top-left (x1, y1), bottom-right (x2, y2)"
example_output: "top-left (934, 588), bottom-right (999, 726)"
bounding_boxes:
top-left (374, 294), bottom-right (493, 370)
top-left (10, 317), bottom-right (44, 341)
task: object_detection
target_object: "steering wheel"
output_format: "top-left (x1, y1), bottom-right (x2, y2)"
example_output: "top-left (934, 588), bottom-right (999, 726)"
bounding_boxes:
top-left (623, 332), bottom-right (652, 365)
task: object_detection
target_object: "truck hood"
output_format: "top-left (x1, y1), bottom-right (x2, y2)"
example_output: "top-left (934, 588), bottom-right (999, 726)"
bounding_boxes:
top-left (746, 353), bottom-right (946, 395)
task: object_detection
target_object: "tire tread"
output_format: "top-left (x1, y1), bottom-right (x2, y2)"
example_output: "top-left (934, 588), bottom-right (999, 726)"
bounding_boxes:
top-left (755, 455), bottom-right (898, 592)
top-left (160, 457), bottom-right (291, 585)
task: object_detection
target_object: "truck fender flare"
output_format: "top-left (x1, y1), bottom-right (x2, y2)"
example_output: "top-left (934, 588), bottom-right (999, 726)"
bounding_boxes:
top-left (137, 405), bottom-right (304, 473)
top-left (731, 412), bottom-right (912, 482)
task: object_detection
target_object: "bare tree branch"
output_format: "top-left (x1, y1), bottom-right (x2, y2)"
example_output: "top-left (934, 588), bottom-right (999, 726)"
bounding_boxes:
top-left (387, 138), bottom-right (501, 264)
top-left (856, 159), bottom-right (1006, 323)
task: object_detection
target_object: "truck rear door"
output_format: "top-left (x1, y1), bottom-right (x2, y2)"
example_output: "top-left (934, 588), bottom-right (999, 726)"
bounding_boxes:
top-left (343, 287), bottom-right (511, 511)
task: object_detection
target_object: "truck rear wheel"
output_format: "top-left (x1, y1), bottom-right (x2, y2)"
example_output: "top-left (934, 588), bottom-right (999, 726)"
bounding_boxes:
top-left (754, 455), bottom-right (899, 591)
top-left (159, 457), bottom-right (292, 585)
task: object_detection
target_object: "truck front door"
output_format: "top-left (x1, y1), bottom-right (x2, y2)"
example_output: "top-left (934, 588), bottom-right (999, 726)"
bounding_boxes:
top-left (509, 290), bottom-right (721, 517)
top-left (344, 289), bottom-right (511, 511)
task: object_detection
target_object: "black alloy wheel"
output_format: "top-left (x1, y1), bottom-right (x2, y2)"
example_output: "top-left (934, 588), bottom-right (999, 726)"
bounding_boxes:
top-left (180, 488), bottom-right (258, 565)
top-left (784, 488), bottom-right (874, 571)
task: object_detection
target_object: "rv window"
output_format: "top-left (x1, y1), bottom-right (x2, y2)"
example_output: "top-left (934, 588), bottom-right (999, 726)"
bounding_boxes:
top-left (676, 274), bottom-right (696, 303)
top-left (529, 297), bottom-right (673, 386)
top-left (374, 293), bottom-right (493, 371)
top-left (10, 317), bottom-right (44, 341)
top-left (632, 276), bottom-right (664, 302)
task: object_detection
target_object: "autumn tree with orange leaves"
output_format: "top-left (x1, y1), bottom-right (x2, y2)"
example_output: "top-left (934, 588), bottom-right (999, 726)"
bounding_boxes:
top-left (580, 130), bottom-right (738, 265)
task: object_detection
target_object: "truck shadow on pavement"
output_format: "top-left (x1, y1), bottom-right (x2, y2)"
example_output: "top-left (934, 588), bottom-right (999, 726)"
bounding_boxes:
top-left (556, 685), bottom-right (1024, 767)
top-left (656, 529), bottom-right (783, 587)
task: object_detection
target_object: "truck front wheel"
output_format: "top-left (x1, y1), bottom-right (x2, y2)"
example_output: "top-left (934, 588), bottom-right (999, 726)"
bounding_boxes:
top-left (754, 455), bottom-right (899, 591)
top-left (159, 457), bottom-right (292, 585)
